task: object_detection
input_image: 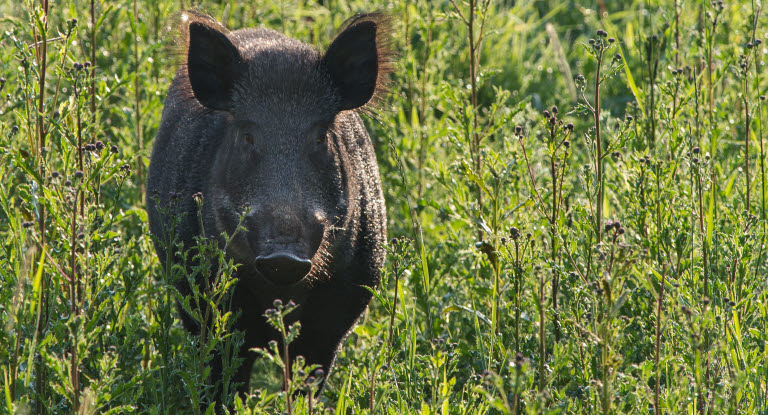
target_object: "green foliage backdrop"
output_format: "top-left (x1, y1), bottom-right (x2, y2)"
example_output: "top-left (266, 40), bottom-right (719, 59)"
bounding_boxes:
top-left (1, 0), bottom-right (767, 413)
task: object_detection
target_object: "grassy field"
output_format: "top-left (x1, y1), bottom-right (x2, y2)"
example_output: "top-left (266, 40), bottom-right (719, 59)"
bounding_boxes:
top-left (1, 0), bottom-right (768, 413)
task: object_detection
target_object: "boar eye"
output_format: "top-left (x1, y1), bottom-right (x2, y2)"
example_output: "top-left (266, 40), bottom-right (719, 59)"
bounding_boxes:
top-left (243, 132), bottom-right (254, 145)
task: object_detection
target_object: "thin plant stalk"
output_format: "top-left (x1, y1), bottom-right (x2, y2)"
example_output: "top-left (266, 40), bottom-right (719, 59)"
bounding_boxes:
top-left (33, 1), bottom-right (50, 413)
top-left (90, 0), bottom-right (97, 124)
top-left (654, 266), bottom-right (666, 415)
top-left (594, 46), bottom-right (605, 245)
top-left (133, 0), bottom-right (144, 197)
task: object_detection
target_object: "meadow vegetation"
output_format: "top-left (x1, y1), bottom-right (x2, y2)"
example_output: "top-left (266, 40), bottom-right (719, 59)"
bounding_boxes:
top-left (1, 0), bottom-right (767, 413)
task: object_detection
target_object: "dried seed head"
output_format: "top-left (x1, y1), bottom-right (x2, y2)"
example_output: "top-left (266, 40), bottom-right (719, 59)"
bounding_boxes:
top-left (74, 170), bottom-right (84, 179)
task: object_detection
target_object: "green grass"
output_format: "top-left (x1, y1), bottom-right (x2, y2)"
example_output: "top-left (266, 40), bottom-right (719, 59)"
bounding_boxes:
top-left (1, 0), bottom-right (768, 413)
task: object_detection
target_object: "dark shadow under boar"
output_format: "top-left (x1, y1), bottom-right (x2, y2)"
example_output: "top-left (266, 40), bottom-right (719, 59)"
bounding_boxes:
top-left (146, 11), bottom-right (392, 402)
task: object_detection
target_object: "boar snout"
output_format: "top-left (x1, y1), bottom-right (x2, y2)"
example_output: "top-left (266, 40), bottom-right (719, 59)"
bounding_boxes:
top-left (246, 207), bottom-right (324, 285)
top-left (255, 253), bottom-right (312, 285)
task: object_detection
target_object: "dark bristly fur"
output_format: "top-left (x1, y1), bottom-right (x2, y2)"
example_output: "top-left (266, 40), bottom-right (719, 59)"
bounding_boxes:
top-left (147, 10), bottom-right (393, 408)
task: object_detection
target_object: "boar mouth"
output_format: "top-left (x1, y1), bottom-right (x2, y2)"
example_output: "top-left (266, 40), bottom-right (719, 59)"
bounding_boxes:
top-left (254, 252), bottom-right (313, 286)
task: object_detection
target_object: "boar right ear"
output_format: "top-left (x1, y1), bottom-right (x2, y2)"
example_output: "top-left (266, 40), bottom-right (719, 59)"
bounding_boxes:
top-left (187, 22), bottom-right (242, 111)
top-left (321, 14), bottom-right (394, 111)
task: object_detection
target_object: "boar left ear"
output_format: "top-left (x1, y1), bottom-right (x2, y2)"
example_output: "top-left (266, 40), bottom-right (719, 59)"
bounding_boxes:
top-left (187, 21), bottom-right (243, 111)
top-left (321, 14), bottom-right (394, 111)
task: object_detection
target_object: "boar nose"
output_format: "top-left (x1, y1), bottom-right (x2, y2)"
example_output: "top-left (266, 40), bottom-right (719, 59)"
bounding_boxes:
top-left (255, 253), bottom-right (312, 285)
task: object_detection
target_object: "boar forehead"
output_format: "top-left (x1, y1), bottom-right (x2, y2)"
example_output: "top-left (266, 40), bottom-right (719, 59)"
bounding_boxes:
top-left (229, 30), bottom-right (338, 123)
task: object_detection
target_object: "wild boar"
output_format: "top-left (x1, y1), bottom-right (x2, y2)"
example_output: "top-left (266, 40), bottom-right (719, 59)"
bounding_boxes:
top-left (146, 10), bottom-right (392, 401)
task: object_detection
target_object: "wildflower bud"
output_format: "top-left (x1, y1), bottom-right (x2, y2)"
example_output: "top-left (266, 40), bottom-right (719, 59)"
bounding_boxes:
top-left (380, 364), bottom-right (388, 371)
top-left (543, 110), bottom-right (551, 118)
top-left (566, 123), bottom-right (574, 131)
top-left (95, 141), bottom-right (105, 150)
top-left (760, 95), bottom-right (766, 101)
top-left (515, 352), bottom-right (524, 363)
top-left (549, 116), bottom-right (556, 125)
top-left (756, 39), bottom-right (763, 45)
top-left (85, 143), bottom-right (96, 151)
top-left (74, 170), bottom-right (84, 178)
top-left (22, 221), bottom-right (34, 228)
top-left (563, 140), bottom-right (570, 148)
top-left (515, 125), bottom-right (522, 135)
top-left (614, 53), bottom-right (622, 60)
top-left (604, 222), bottom-right (614, 232)
top-left (110, 144), bottom-right (118, 153)
top-left (703, 297), bottom-right (710, 306)
top-left (84, 61), bottom-right (91, 68)
top-left (273, 299), bottom-right (283, 308)
top-left (608, 37), bottom-right (615, 43)
top-left (612, 150), bottom-right (621, 158)
top-left (589, 38), bottom-right (596, 45)
top-left (693, 157), bottom-right (699, 164)
top-left (747, 42), bottom-right (753, 49)
top-left (692, 146), bottom-right (700, 154)
top-left (314, 369), bottom-right (325, 378)
top-left (626, 115), bottom-right (634, 122)
top-left (729, 300), bottom-right (736, 307)
top-left (121, 163), bottom-right (130, 172)
top-left (306, 376), bottom-right (316, 385)
top-left (51, 171), bottom-right (60, 178)
top-left (287, 300), bottom-right (296, 308)
top-left (552, 105), bottom-right (558, 114)
top-left (64, 179), bottom-right (72, 186)
top-left (77, 232), bottom-right (85, 239)
top-left (268, 340), bottom-right (278, 348)
top-left (53, 110), bottom-right (60, 118)
top-left (509, 226), bottom-right (520, 240)
top-left (618, 227), bottom-right (625, 235)
top-left (526, 232), bottom-right (532, 239)
top-left (597, 29), bottom-right (607, 37)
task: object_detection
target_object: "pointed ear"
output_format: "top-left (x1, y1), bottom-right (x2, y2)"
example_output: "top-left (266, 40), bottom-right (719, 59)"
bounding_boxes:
top-left (187, 22), bottom-right (242, 111)
top-left (321, 17), bottom-right (389, 111)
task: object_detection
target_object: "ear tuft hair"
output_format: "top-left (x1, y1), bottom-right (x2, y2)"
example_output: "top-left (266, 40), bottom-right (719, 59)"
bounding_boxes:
top-left (321, 12), bottom-right (396, 114)
top-left (167, 10), bottom-right (241, 111)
